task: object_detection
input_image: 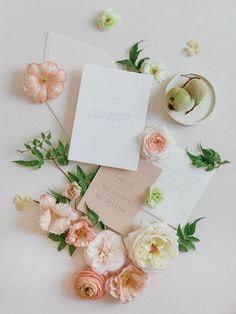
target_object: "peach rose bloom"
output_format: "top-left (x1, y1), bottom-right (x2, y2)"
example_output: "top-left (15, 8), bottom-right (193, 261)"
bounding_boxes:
top-left (23, 61), bottom-right (66, 103)
top-left (39, 194), bottom-right (78, 235)
top-left (64, 182), bottom-right (81, 200)
top-left (73, 269), bottom-right (106, 300)
top-left (140, 126), bottom-right (175, 161)
top-left (105, 263), bottom-right (147, 303)
top-left (66, 217), bottom-right (96, 247)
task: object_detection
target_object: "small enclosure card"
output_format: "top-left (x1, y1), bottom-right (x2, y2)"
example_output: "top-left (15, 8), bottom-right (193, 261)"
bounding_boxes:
top-left (78, 158), bottom-right (162, 234)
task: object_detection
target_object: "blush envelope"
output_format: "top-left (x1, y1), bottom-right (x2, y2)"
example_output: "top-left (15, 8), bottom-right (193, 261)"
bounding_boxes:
top-left (77, 158), bottom-right (162, 234)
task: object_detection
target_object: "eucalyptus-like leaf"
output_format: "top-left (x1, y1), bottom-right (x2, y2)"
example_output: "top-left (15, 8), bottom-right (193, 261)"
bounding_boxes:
top-left (14, 160), bottom-right (40, 168)
top-left (68, 245), bottom-right (76, 257)
top-left (177, 217), bottom-right (204, 253)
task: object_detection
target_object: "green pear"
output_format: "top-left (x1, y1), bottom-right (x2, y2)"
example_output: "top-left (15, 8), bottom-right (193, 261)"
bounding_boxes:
top-left (167, 87), bottom-right (191, 111)
top-left (185, 78), bottom-right (207, 105)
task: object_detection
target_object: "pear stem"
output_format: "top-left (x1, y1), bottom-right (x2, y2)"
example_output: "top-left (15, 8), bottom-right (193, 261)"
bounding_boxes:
top-left (181, 75), bottom-right (200, 88)
top-left (185, 103), bottom-right (197, 114)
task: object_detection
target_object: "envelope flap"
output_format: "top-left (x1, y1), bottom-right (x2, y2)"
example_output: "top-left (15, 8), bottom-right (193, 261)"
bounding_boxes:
top-left (43, 32), bottom-right (116, 137)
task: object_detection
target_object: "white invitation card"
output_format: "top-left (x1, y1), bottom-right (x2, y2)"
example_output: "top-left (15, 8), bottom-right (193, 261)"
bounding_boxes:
top-left (69, 64), bottom-right (152, 170)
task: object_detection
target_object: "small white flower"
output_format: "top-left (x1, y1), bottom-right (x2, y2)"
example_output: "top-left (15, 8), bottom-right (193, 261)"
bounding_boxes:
top-left (124, 220), bottom-right (178, 271)
top-left (13, 195), bottom-right (32, 211)
top-left (84, 230), bottom-right (126, 275)
top-left (140, 60), bottom-right (166, 82)
top-left (185, 40), bottom-right (200, 56)
top-left (97, 9), bottom-right (121, 31)
top-left (140, 126), bottom-right (175, 161)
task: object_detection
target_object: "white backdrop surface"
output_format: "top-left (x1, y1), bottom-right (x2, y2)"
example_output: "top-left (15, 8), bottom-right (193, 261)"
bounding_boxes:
top-left (0, 1), bottom-right (236, 314)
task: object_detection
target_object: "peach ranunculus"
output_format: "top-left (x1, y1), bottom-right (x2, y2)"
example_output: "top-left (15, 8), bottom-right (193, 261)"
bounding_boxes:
top-left (84, 230), bottom-right (126, 275)
top-left (140, 126), bottom-right (175, 161)
top-left (64, 182), bottom-right (81, 200)
top-left (39, 194), bottom-right (78, 235)
top-left (66, 217), bottom-right (96, 247)
top-left (105, 263), bottom-right (147, 303)
top-left (73, 269), bottom-right (106, 300)
top-left (23, 61), bottom-right (66, 103)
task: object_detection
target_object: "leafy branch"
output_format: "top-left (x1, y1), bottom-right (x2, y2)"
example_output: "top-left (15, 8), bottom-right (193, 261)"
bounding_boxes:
top-left (14, 131), bottom-right (70, 179)
top-left (86, 203), bottom-right (106, 230)
top-left (177, 217), bottom-right (204, 252)
top-left (187, 144), bottom-right (230, 171)
top-left (67, 166), bottom-right (99, 196)
top-left (48, 231), bottom-right (76, 257)
top-left (117, 40), bottom-right (149, 73)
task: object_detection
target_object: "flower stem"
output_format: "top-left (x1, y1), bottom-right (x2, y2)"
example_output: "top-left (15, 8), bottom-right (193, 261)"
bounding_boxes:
top-left (50, 158), bottom-right (70, 181)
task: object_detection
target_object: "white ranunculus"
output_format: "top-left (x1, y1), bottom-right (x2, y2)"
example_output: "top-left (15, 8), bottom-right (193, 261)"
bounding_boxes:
top-left (140, 60), bottom-right (166, 82)
top-left (84, 230), bottom-right (126, 275)
top-left (140, 126), bottom-right (175, 161)
top-left (124, 221), bottom-right (178, 271)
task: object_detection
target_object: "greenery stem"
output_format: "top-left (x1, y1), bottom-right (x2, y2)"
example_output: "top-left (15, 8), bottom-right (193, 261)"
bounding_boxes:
top-left (51, 158), bottom-right (70, 181)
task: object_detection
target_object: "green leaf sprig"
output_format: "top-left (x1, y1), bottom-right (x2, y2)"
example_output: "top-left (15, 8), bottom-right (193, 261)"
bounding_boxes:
top-left (48, 231), bottom-right (76, 257)
top-left (117, 40), bottom-right (149, 73)
top-left (67, 166), bottom-right (99, 196)
top-left (177, 217), bottom-right (204, 252)
top-left (86, 203), bottom-right (106, 230)
top-left (187, 144), bottom-right (230, 171)
top-left (14, 131), bottom-right (69, 169)
top-left (49, 190), bottom-right (71, 204)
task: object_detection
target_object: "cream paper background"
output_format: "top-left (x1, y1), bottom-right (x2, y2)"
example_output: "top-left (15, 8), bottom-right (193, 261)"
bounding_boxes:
top-left (0, 1), bottom-right (235, 313)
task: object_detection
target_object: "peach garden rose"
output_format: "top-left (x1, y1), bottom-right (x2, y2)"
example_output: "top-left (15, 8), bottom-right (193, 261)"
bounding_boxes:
top-left (140, 126), bottom-right (175, 161)
top-left (64, 182), bottom-right (81, 200)
top-left (23, 61), bottom-right (66, 103)
top-left (73, 269), bottom-right (106, 300)
top-left (105, 263), bottom-right (147, 303)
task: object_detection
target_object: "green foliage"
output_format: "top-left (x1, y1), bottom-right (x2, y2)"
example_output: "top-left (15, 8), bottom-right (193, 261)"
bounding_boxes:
top-left (14, 131), bottom-right (70, 170)
top-left (86, 203), bottom-right (106, 230)
top-left (67, 166), bottom-right (99, 196)
top-left (187, 144), bottom-right (230, 171)
top-left (117, 41), bottom-right (149, 73)
top-left (49, 190), bottom-right (71, 204)
top-left (177, 217), bottom-right (204, 252)
top-left (48, 231), bottom-right (76, 256)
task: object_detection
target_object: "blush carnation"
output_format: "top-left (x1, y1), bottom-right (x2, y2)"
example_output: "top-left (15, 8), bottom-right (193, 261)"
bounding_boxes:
top-left (106, 263), bottom-right (147, 303)
top-left (39, 194), bottom-right (78, 235)
top-left (140, 126), bottom-right (175, 161)
top-left (84, 230), bottom-right (126, 275)
top-left (66, 217), bottom-right (96, 247)
top-left (73, 269), bottom-right (106, 300)
top-left (23, 61), bottom-right (66, 103)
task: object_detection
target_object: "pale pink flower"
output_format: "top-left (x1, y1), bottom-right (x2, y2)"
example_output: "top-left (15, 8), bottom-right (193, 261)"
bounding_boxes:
top-left (106, 263), bottom-right (147, 303)
top-left (64, 182), bottom-right (81, 200)
top-left (66, 217), bottom-right (96, 247)
top-left (84, 230), bottom-right (126, 275)
top-left (140, 126), bottom-right (175, 161)
top-left (73, 269), bottom-right (106, 300)
top-left (23, 61), bottom-right (66, 103)
top-left (39, 194), bottom-right (78, 234)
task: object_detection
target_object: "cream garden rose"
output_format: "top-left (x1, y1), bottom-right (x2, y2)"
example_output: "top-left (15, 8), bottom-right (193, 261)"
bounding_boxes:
top-left (140, 126), bottom-right (175, 161)
top-left (64, 182), bottom-right (81, 200)
top-left (124, 221), bottom-right (178, 271)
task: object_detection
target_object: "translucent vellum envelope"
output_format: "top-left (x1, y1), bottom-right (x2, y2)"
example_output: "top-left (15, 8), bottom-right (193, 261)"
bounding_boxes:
top-left (138, 145), bottom-right (214, 227)
top-left (43, 32), bottom-right (116, 137)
